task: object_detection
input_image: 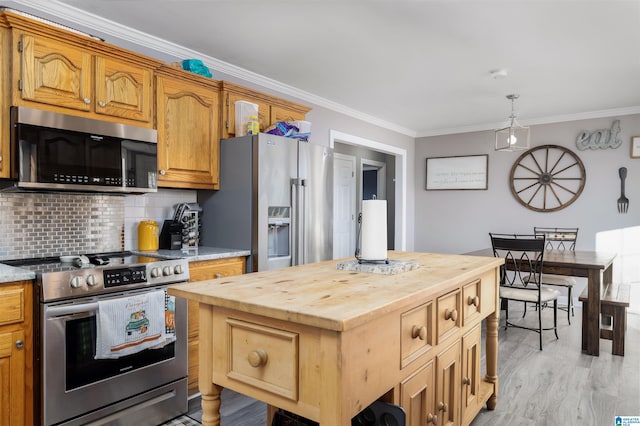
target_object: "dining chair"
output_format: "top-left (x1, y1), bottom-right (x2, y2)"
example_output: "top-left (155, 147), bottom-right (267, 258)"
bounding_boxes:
top-left (533, 227), bottom-right (579, 324)
top-left (490, 233), bottom-right (559, 350)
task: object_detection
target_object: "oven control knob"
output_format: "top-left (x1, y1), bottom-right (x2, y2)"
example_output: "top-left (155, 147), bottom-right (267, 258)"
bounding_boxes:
top-left (70, 276), bottom-right (85, 288)
top-left (150, 267), bottom-right (161, 278)
top-left (162, 266), bottom-right (173, 276)
top-left (86, 274), bottom-right (98, 286)
top-left (174, 265), bottom-right (184, 275)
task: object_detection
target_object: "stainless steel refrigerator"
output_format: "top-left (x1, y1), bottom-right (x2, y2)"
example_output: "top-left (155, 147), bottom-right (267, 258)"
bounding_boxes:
top-left (198, 133), bottom-right (333, 272)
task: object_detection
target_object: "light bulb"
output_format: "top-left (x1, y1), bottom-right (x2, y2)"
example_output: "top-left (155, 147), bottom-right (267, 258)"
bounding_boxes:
top-left (508, 134), bottom-right (518, 145)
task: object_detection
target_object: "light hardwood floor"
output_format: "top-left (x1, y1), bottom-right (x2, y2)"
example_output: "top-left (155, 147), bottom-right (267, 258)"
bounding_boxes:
top-left (185, 305), bottom-right (640, 425)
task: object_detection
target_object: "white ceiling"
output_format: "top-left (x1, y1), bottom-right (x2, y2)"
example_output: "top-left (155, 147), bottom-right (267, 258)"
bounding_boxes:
top-left (6, 0), bottom-right (640, 137)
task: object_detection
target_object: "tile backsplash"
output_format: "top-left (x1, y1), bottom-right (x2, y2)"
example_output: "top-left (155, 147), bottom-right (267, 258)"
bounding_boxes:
top-left (123, 189), bottom-right (197, 251)
top-left (0, 189), bottom-right (196, 260)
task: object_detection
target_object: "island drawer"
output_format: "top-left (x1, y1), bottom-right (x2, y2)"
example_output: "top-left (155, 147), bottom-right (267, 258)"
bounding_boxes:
top-left (225, 318), bottom-right (299, 401)
top-left (436, 288), bottom-right (461, 344)
top-left (400, 301), bottom-right (433, 369)
top-left (462, 279), bottom-right (482, 326)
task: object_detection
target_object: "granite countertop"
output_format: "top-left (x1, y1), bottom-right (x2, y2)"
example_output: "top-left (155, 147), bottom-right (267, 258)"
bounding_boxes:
top-left (132, 246), bottom-right (250, 262)
top-left (0, 246), bottom-right (250, 284)
top-left (0, 264), bottom-right (36, 283)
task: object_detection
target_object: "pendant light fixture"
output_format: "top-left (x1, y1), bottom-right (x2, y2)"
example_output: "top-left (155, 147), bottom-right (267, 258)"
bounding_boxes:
top-left (495, 94), bottom-right (530, 151)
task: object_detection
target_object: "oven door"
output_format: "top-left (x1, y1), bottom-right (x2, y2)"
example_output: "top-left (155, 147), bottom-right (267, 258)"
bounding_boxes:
top-left (41, 287), bottom-right (187, 426)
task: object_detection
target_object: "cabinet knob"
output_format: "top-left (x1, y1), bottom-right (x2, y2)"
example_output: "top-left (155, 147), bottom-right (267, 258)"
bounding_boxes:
top-left (411, 325), bottom-right (427, 341)
top-left (427, 413), bottom-right (438, 425)
top-left (159, 169), bottom-right (167, 176)
top-left (445, 308), bottom-right (458, 322)
top-left (15, 340), bottom-right (24, 349)
top-left (437, 401), bottom-right (448, 413)
top-left (248, 349), bottom-right (268, 368)
top-left (84, 97), bottom-right (91, 104)
top-left (214, 273), bottom-right (222, 279)
top-left (98, 101), bottom-right (106, 107)
top-left (0, 155), bottom-right (3, 162)
top-left (468, 296), bottom-right (480, 307)
top-left (462, 376), bottom-right (471, 386)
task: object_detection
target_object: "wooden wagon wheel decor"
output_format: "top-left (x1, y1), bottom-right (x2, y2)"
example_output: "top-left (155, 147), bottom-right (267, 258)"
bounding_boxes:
top-left (509, 145), bottom-right (586, 212)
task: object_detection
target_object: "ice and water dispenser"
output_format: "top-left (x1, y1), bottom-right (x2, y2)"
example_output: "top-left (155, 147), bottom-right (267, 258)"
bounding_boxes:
top-left (267, 206), bottom-right (291, 263)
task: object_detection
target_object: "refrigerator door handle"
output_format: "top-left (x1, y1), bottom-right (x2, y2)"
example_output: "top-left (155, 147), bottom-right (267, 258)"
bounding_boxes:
top-left (299, 179), bottom-right (306, 265)
top-left (290, 177), bottom-right (307, 266)
top-left (291, 178), bottom-right (299, 265)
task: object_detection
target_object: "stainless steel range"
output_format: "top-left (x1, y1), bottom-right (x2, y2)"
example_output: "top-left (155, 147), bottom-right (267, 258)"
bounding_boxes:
top-left (7, 252), bottom-right (190, 426)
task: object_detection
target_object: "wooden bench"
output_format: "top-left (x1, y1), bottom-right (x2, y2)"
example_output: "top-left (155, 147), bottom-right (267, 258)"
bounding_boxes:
top-left (579, 283), bottom-right (630, 356)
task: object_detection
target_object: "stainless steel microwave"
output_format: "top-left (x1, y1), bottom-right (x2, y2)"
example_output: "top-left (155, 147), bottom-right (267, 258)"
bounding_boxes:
top-left (5, 106), bottom-right (158, 194)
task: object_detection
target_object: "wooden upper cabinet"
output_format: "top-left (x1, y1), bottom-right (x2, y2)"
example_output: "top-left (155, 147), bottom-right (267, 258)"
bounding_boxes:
top-left (155, 66), bottom-right (220, 189)
top-left (94, 55), bottom-right (152, 122)
top-left (18, 33), bottom-right (92, 112)
top-left (6, 11), bottom-right (161, 128)
top-left (0, 26), bottom-right (10, 179)
top-left (220, 81), bottom-right (310, 139)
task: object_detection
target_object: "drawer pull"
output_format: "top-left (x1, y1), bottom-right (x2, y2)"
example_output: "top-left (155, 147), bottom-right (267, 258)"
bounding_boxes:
top-left (427, 413), bottom-right (438, 425)
top-left (15, 340), bottom-right (24, 349)
top-left (411, 325), bottom-right (427, 340)
top-left (468, 295), bottom-right (480, 307)
top-left (444, 308), bottom-right (458, 322)
top-left (462, 376), bottom-right (471, 385)
top-left (437, 401), bottom-right (448, 413)
top-left (247, 349), bottom-right (268, 368)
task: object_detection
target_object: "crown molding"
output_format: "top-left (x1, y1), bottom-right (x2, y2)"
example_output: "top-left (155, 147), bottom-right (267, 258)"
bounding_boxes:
top-left (416, 106), bottom-right (640, 138)
top-left (7, 0), bottom-right (417, 137)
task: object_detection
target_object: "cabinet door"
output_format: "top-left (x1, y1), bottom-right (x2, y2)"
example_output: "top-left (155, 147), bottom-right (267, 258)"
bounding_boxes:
top-left (18, 33), bottom-right (92, 111)
top-left (95, 56), bottom-right (152, 123)
top-left (436, 341), bottom-right (461, 426)
top-left (157, 75), bottom-right (220, 189)
top-left (224, 91), bottom-right (270, 136)
top-left (0, 330), bottom-right (26, 426)
top-left (461, 325), bottom-right (481, 425)
top-left (270, 105), bottom-right (305, 126)
top-left (401, 360), bottom-right (436, 426)
top-left (0, 27), bottom-right (10, 179)
top-left (187, 257), bottom-right (246, 395)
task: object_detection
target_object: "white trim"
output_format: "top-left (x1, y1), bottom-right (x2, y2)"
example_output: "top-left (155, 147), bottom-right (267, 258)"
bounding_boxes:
top-left (330, 130), bottom-right (407, 251)
top-left (333, 153), bottom-right (357, 260)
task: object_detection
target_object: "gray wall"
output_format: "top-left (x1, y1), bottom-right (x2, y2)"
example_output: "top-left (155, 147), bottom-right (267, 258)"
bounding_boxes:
top-left (414, 113), bottom-right (640, 255)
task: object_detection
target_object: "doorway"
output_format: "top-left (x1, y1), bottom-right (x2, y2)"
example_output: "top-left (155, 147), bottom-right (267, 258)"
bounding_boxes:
top-left (330, 130), bottom-right (407, 258)
top-left (362, 159), bottom-right (386, 201)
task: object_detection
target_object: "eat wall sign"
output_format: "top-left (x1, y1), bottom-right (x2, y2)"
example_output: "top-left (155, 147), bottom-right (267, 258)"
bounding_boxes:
top-left (576, 120), bottom-right (622, 150)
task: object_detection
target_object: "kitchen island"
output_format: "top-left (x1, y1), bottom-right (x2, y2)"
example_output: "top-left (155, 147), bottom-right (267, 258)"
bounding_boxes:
top-left (168, 251), bottom-right (503, 425)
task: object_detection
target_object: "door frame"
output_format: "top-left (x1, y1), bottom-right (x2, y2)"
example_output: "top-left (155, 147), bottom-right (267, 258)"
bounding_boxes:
top-left (329, 129), bottom-right (407, 251)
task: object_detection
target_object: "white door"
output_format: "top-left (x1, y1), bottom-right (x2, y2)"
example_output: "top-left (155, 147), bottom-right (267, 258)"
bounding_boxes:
top-left (333, 153), bottom-right (357, 259)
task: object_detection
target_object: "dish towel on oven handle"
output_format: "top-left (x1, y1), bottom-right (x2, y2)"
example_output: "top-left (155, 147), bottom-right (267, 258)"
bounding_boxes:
top-left (95, 289), bottom-right (175, 359)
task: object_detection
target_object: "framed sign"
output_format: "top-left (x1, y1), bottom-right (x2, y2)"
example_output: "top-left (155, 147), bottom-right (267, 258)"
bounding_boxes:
top-left (632, 136), bottom-right (640, 158)
top-left (426, 154), bottom-right (488, 190)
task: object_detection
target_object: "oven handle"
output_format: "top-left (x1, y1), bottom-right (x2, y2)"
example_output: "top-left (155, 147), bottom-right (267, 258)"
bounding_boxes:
top-left (45, 302), bottom-right (99, 318)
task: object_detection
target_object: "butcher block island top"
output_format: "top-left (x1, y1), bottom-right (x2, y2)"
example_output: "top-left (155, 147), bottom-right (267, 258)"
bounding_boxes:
top-left (168, 251), bottom-right (503, 426)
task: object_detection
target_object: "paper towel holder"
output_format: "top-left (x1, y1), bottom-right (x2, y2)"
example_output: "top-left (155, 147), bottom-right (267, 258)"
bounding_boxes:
top-left (354, 199), bottom-right (389, 265)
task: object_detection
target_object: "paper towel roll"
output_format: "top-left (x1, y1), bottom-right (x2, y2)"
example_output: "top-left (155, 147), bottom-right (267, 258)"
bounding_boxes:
top-left (360, 200), bottom-right (387, 261)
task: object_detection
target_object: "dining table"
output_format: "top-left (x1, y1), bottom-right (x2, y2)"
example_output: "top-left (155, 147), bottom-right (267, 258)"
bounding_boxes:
top-left (466, 248), bottom-right (617, 356)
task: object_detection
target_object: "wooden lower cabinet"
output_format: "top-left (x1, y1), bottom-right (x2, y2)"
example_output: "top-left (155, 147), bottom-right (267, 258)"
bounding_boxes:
top-left (0, 280), bottom-right (32, 426)
top-left (401, 360), bottom-right (435, 426)
top-left (187, 257), bottom-right (246, 395)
